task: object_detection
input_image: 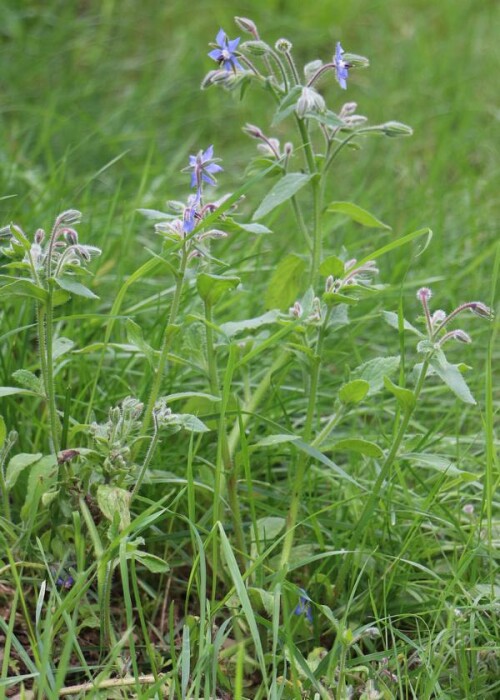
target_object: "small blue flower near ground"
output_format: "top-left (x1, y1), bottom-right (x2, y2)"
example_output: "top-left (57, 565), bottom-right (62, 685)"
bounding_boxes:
top-left (208, 29), bottom-right (244, 72)
top-left (334, 42), bottom-right (349, 89)
top-left (185, 145), bottom-right (223, 199)
top-left (294, 589), bottom-right (313, 623)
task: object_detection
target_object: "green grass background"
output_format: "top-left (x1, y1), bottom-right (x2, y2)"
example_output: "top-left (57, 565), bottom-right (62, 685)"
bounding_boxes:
top-left (1, 1), bottom-right (499, 697)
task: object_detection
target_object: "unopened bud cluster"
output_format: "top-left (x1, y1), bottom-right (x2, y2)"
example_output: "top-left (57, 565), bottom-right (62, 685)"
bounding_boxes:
top-left (416, 286), bottom-right (492, 348)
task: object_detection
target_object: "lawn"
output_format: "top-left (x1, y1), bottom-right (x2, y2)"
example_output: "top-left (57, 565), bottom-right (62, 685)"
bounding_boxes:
top-left (0, 1), bottom-right (499, 698)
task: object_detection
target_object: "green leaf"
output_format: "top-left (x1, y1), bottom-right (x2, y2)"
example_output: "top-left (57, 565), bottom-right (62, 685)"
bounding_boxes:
top-left (429, 355), bottom-right (476, 405)
top-left (255, 516), bottom-right (286, 542)
top-left (0, 279), bottom-right (48, 303)
top-left (134, 551), bottom-right (170, 573)
top-left (338, 379), bottom-right (370, 405)
top-left (52, 336), bottom-right (75, 361)
top-left (323, 291), bottom-right (358, 306)
top-left (255, 434), bottom-right (300, 447)
top-left (351, 356), bottom-right (400, 395)
top-left (0, 386), bottom-right (40, 397)
top-left (229, 222), bottom-right (272, 235)
top-left (55, 276), bottom-right (99, 299)
top-left (126, 319), bottom-right (155, 367)
top-left (220, 310), bottom-right (281, 338)
top-left (248, 587), bottom-right (275, 617)
top-left (404, 453), bottom-right (475, 480)
top-left (173, 413), bottom-right (210, 433)
top-left (319, 255), bottom-right (345, 278)
top-left (264, 253), bottom-right (307, 310)
top-left (0, 416), bottom-right (5, 449)
top-left (332, 438), bottom-right (383, 458)
top-left (305, 110), bottom-right (344, 128)
top-left (326, 201), bottom-right (391, 229)
top-left (21, 455), bottom-right (58, 521)
top-left (383, 376), bottom-right (416, 412)
top-left (12, 369), bottom-right (44, 394)
top-left (162, 392), bottom-right (221, 404)
top-left (96, 485), bottom-right (131, 531)
top-left (196, 273), bottom-right (240, 306)
top-left (382, 310), bottom-right (424, 336)
top-left (253, 173), bottom-right (314, 221)
top-left (6, 453), bottom-right (44, 489)
top-left (271, 85), bottom-right (303, 125)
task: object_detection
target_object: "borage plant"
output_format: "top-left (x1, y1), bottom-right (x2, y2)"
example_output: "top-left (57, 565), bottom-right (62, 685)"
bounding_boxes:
top-left (0, 13), bottom-right (494, 700)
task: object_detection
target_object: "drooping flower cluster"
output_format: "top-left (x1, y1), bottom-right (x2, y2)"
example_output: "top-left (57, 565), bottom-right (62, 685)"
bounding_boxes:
top-left (1, 209), bottom-right (101, 281)
top-left (416, 286), bottom-right (493, 348)
top-left (152, 146), bottom-right (234, 262)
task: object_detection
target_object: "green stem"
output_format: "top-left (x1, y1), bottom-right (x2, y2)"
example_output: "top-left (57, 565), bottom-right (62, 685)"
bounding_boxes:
top-left (39, 292), bottom-right (60, 454)
top-left (0, 448), bottom-right (11, 522)
top-left (131, 414), bottom-right (160, 502)
top-left (141, 245), bottom-right (188, 436)
top-left (335, 356), bottom-right (431, 594)
top-left (280, 312), bottom-right (331, 569)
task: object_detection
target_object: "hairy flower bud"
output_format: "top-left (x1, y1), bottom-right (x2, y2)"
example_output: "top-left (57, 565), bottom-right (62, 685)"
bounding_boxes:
top-left (34, 228), bottom-right (45, 244)
top-left (468, 301), bottom-right (493, 319)
top-left (234, 16), bottom-right (259, 37)
top-left (57, 209), bottom-right (82, 225)
top-left (275, 38), bottom-right (292, 53)
top-left (243, 123), bottom-right (264, 139)
top-left (417, 287), bottom-right (432, 302)
top-left (296, 86), bottom-right (326, 118)
top-left (381, 121), bottom-right (413, 137)
top-left (289, 301), bottom-right (303, 318)
top-left (240, 40), bottom-right (271, 56)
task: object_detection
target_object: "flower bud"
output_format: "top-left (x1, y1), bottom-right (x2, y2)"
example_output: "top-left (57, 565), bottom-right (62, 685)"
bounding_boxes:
top-left (381, 121), bottom-right (413, 137)
top-left (243, 123), bottom-right (264, 140)
top-left (296, 86), bottom-right (326, 118)
top-left (234, 16), bottom-right (259, 37)
top-left (284, 142), bottom-right (293, 157)
top-left (57, 209), bottom-right (82, 225)
top-left (417, 287), bottom-right (432, 302)
top-left (451, 329), bottom-right (472, 343)
top-left (325, 275), bottom-right (334, 292)
top-left (340, 102), bottom-right (358, 117)
top-left (63, 227), bottom-right (79, 245)
top-left (34, 228), bottom-right (45, 244)
top-left (289, 301), bottom-right (302, 318)
top-left (275, 38), bottom-right (292, 53)
top-left (342, 52), bottom-right (370, 68)
top-left (240, 40), bottom-right (271, 56)
top-left (468, 301), bottom-right (493, 319)
top-left (431, 309), bottom-right (446, 325)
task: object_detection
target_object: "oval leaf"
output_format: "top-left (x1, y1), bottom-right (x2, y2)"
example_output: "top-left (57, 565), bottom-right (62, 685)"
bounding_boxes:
top-left (332, 438), bottom-right (383, 458)
top-left (197, 273), bottom-right (240, 306)
top-left (338, 379), bottom-right (370, 405)
top-left (253, 173), bottom-right (313, 221)
top-left (383, 375), bottom-right (416, 412)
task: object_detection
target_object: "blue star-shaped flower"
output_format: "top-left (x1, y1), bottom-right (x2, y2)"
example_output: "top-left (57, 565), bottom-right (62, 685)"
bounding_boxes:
top-left (333, 42), bottom-right (349, 89)
top-left (208, 29), bottom-right (243, 72)
top-left (185, 145), bottom-right (223, 197)
top-left (293, 590), bottom-right (313, 623)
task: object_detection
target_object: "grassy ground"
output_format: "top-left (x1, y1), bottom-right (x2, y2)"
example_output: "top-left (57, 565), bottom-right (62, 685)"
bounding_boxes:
top-left (0, 0), bottom-right (499, 698)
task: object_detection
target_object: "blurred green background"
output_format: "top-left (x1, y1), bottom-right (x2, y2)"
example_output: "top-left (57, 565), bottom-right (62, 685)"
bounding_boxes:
top-left (1, 0), bottom-right (498, 314)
